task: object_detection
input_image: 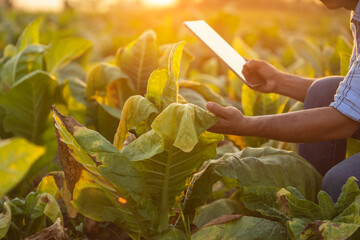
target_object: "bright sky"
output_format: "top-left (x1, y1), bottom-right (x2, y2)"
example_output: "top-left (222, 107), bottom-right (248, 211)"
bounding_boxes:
top-left (12, 0), bottom-right (178, 12)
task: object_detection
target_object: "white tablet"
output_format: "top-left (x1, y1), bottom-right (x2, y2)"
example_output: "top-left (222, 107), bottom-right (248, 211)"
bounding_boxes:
top-left (184, 20), bottom-right (257, 87)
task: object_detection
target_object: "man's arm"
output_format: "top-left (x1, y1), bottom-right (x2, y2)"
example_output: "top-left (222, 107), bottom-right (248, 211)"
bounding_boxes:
top-left (206, 102), bottom-right (360, 143)
top-left (243, 60), bottom-right (315, 102)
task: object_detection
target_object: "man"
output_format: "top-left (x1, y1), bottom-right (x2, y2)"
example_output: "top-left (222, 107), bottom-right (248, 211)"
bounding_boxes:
top-left (206, 0), bottom-right (360, 201)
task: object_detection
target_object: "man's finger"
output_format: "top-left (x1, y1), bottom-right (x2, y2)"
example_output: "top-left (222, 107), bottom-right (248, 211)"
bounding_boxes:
top-left (206, 102), bottom-right (229, 118)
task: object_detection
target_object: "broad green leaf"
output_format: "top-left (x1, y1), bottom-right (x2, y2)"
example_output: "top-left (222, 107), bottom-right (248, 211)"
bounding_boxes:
top-left (161, 41), bottom-right (186, 110)
top-left (192, 215), bottom-right (288, 240)
top-left (113, 95), bottom-right (159, 150)
top-left (193, 199), bottom-right (244, 228)
top-left (0, 70), bottom-right (57, 144)
top-left (0, 201), bottom-right (11, 239)
top-left (117, 30), bottom-right (158, 95)
top-left (45, 37), bottom-right (92, 74)
top-left (183, 147), bottom-right (322, 222)
top-left (121, 129), bottom-right (222, 232)
top-left (0, 138), bottom-right (45, 197)
top-left (151, 103), bottom-right (219, 152)
top-left (1, 45), bottom-right (45, 89)
top-left (16, 18), bottom-right (42, 52)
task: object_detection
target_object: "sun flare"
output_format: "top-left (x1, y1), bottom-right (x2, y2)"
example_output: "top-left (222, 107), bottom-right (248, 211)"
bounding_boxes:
top-left (142, 0), bottom-right (177, 7)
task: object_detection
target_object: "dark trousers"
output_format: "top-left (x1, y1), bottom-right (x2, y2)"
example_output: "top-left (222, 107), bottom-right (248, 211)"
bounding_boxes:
top-left (298, 77), bottom-right (360, 202)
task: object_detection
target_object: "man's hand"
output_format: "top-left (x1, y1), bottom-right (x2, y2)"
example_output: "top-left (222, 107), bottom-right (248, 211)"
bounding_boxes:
top-left (206, 102), bottom-right (246, 135)
top-left (243, 59), bottom-right (283, 93)
top-left (243, 59), bottom-right (315, 102)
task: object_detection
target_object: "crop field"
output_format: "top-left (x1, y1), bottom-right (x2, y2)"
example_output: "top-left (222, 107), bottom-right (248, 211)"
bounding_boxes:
top-left (1, 0), bottom-right (360, 239)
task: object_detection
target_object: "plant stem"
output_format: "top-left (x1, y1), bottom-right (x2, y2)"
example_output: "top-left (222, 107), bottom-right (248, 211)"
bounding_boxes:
top-left (159, 143), bottom-right (173, 232)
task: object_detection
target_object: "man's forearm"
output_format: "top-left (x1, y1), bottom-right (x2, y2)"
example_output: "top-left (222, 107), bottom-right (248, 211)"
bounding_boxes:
top-left (239, 107), bottom-right (359, 143)
top-left (275, 73), bottom-right (315, 102)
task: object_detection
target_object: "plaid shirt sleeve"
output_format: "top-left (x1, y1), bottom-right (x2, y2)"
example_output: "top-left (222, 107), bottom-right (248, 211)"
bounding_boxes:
top-left (330, 58), bottom-right (360, 122)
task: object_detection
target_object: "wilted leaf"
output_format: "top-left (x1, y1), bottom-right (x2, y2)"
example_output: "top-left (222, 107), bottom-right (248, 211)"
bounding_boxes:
top-left (24, 218), bottom-right (67, 240)
top-left (0, 201), bottom-right (12, 239)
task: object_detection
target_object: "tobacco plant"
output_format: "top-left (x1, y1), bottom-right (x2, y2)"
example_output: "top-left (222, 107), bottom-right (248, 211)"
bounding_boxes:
top-left (53, 41), bottom-right (223, 239)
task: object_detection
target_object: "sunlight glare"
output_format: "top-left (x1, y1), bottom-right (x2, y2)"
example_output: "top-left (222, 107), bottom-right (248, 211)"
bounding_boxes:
top-left (142, 0), bottom-right (177, 7)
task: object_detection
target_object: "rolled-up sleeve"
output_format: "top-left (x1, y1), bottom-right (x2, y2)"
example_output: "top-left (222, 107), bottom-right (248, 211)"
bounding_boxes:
top-left (330, 60), bottom-right (360, 122)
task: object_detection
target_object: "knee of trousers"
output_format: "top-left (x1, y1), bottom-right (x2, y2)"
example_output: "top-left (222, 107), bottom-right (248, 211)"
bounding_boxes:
top-left (322, 168), bottom-right (345, 202)
top-left (304, 77), bottom-right (343, 109)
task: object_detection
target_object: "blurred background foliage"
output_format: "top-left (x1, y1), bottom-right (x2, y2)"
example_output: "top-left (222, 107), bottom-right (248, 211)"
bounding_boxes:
top-left (0, 0), bottom-right (359, 238)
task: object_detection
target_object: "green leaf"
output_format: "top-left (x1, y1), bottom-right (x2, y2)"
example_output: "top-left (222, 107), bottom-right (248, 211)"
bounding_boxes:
top-left (16, 18), bottom-right (42, 52)
top-left (32, 193), bottom-right (62, 223)
top-left (333, 177), bottom-right (360, 216)
top-left (179, 88), bottom-right (207, 109)
top-left (117, 30), bottom-right (158, 95)
top-left (151, 103), bottom-right (219, 152)
top-left (318, 190), bottom-right (335, 219)
top-left (192, 215), bottom-right (288, 240)
top-left (241, 185), bottom-right (290, 223)
top-left (1, 45), bottom-right (45, 89)
top-left (287, 218), bottom-right (312, 240)
top-left (45, 37), bottom-right (92, 74)
top-left (113, 95), bottom-right (159, 150)
top-left (161, 41), bottom-right (186, 110)
top-left (0, 138), bottom-right (45, 197)
top-left (193, 199), bottom-right (244, 228)
top-left (183, 147), bottom-right (322, 222)
top-left (0, 71), bottom-right (57, 144)
top-left (276, 188), bottom-right (325, 220)
top-left (121, 129), bottom-right (222, 232)
top-left (86, 62), bottom-right (133, 101)
top-left (154, 227), bottom-right (187, 240)
top-left (53, 109), bottom-right (157, 237)
top-left (72, 170), bottom-right (143, 238)
top-left (146, 69), bottom-right (169, 109)
top-left (0, 201), bottom-right (12, 238)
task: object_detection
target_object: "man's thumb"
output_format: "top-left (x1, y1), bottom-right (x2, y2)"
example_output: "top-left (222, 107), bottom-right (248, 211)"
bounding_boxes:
top-left (206, 102), bottom-right (227, 118)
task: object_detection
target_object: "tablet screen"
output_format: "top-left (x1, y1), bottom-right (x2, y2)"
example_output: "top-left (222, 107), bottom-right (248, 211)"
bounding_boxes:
top-left (184, 20), bottom-right (256, 87)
